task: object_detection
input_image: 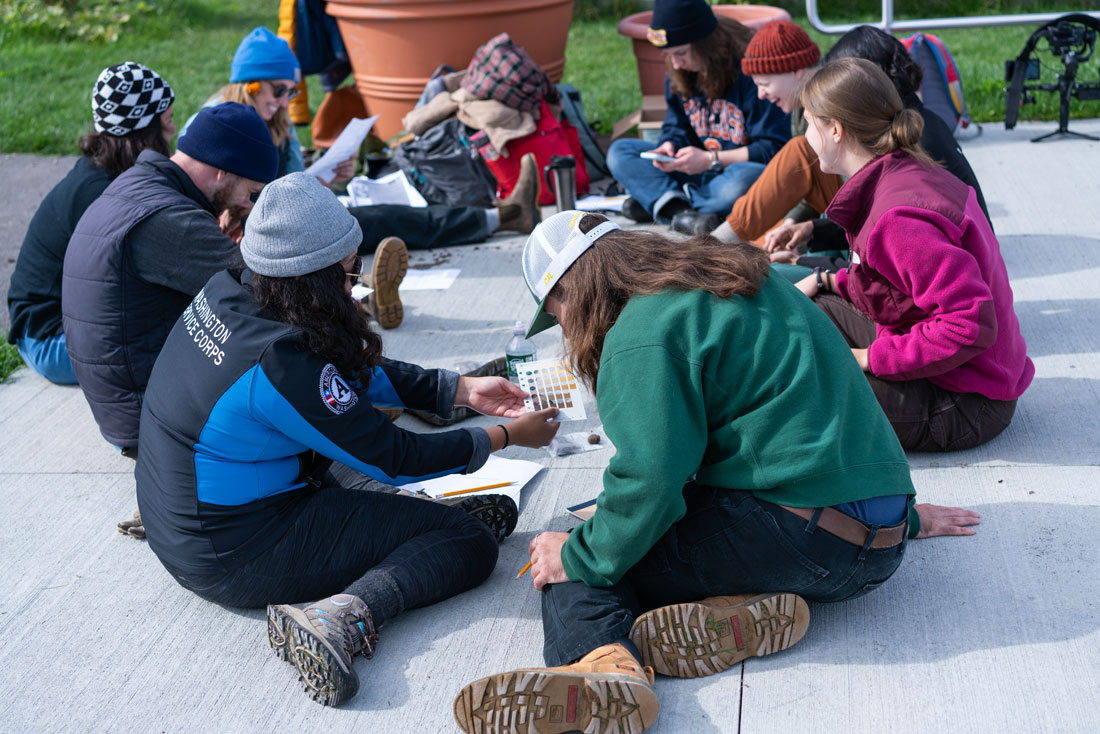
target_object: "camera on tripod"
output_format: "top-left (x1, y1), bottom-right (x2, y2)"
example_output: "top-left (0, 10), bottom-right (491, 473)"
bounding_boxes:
top-left (1004, 14), bottom-right (1100, 141)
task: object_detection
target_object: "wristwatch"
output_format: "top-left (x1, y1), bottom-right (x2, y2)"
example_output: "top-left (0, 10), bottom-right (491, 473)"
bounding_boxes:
top-left (709, 150), bottom-right (724, 173)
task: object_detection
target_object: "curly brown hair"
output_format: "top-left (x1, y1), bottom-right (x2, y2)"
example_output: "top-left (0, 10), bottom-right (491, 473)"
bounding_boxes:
top-left (551, 214), bottom-right (770, 390)
top-left (249, 263), bottom-right (382, 384)
top-left (78, 115), bottom-right (171, 178)
top-left (668, 16), bottom-right (755, 100)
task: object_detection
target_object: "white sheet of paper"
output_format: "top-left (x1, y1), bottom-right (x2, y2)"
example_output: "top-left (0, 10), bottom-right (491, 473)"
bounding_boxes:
top-left (350, 283), bottom-right (374, 302)
top-left (347, 171), bottom-right (428, 208)
top-left (400, 455), bottom-right (543, 509)
top-left (306, 115), bottom-right (378, 183)
top-left (575, 194), bottom-right (628, 213)
top-left (400, 268), bottom-right (460, 291)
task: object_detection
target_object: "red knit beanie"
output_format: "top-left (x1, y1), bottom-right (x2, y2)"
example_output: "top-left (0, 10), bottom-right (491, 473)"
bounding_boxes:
top-left (741, 20), bottom-right (820, 75)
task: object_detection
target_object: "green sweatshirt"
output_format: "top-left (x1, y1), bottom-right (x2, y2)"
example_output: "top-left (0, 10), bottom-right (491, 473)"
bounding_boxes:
top-left (560, 275), bottom-right (916, 588)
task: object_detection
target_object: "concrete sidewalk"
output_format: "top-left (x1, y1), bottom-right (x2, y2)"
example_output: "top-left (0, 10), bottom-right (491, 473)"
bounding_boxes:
top-left (1, 119), bottom-right (1098, 733)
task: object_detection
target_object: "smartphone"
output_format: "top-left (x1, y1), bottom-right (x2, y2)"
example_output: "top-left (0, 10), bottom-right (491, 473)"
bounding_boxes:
top-left (640, 151), bottom-right (677, 163)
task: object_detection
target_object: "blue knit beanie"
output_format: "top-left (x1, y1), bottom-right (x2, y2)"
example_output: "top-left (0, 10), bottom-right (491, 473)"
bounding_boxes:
top-left (230, 27), bottom-right (301, 83)
top-left (177, 102), bottom-right (279, 184)
top-left (648, 0), bottom-right (717, 48)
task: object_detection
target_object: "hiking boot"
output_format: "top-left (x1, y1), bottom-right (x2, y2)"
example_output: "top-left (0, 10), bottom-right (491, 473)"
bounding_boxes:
top-left (365, 236), bottom-right (408, 329)
top-left (267, 593), bottom-right (379, 707)
top-left (117, 508), bottom-right (145, 540)
top-left (454, 642), bottom-right (659, 734)
top-left (496, 152), bottom-right (541, 233)
top-left (670, 209), bottom-right (721, 237)
top-left (394, 489), bottom-right (518, 542)
top-left (630, 592), bottom-right (809, 679)
top-left (621, 196), bottom-right (653, 223)
top-left (406, 356), bottom-right (508, 427)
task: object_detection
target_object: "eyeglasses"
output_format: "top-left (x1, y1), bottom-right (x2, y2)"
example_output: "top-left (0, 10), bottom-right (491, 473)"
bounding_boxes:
top-left (270, 83), bottom-right (300, 101)
top-left (345, 255), bottom-right (364, 280)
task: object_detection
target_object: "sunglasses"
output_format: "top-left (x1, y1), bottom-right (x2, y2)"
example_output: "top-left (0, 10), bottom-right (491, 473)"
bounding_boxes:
top-left (345, 255), bottom-right (364, 280)
top-left (270, 83), bottom-right (300, 100)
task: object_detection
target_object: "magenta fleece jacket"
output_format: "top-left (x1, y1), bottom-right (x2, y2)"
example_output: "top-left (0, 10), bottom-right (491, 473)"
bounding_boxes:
top-left (828, 152), bottom-right (1034, 401)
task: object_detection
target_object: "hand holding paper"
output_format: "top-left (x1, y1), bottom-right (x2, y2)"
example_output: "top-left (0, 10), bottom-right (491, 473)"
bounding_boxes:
top-left (306, 115), bottom-right (378, 184)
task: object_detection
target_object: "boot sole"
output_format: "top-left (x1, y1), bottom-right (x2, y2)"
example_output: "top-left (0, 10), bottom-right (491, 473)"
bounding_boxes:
top-left (267, 605), bottom-right (359, 706)
top-left (630, 593), bottom-right (809, 678)
top-left (450, 494), bottom-right (519, 542)
top-left (454, 668), bottom-right (658, 734)
top-left (371, 236), bottom-right (408, 329)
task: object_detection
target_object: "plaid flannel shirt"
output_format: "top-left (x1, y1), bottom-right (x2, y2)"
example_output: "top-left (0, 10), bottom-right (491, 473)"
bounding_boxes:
top-left (462, 33), bottom-right (558, 113)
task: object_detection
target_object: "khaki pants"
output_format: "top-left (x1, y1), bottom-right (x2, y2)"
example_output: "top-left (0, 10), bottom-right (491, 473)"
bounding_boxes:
top-left (726, 135), bottom-right (844, 243)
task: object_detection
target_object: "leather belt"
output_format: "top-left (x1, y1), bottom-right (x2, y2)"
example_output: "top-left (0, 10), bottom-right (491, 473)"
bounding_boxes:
top-left (778, 504), bottom-right (907, 549)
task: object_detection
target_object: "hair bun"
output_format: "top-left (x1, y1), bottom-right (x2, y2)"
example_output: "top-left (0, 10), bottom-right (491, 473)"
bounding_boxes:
top-left (890, 108), bottom-right (923, 150)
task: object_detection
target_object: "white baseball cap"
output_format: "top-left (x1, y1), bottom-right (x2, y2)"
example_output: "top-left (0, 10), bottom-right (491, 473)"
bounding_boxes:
top-left (521, 210), bottom-right (621, 338)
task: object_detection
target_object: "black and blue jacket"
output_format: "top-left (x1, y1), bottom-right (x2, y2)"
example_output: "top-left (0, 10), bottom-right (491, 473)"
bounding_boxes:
top-left (136, 269), bottom-right (488, 576)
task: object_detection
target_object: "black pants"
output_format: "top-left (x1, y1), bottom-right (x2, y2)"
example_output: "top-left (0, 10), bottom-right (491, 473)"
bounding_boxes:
top-left (815, 294), bottom-right (1017, 452)
top-left (351, 204), bottom-right (488, 253)
top-left (167, 464), bottom-right (498, 610)
top-left (540, 484), bottom-right (906, 667)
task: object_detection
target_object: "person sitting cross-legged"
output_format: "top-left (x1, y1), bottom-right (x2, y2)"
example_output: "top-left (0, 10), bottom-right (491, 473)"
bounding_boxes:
top-left (135, 172), bottom-right (560, 706)
top-left (453, 211), bottom-right (979, 734)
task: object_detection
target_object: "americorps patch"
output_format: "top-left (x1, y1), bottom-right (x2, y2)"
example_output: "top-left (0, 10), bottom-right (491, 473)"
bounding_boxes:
top-left (319, 364), bottom-right (358, 414)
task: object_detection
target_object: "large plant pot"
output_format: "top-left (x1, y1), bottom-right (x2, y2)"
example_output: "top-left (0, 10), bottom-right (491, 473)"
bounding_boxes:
top-left (618, 4), bottom-right (791, 97)
top-left (326, 0), bottom-right (574, 139)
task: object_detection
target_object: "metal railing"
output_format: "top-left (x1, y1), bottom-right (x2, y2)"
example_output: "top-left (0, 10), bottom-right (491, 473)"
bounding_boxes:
top-left (805, 0), bottom-right (1100, 33)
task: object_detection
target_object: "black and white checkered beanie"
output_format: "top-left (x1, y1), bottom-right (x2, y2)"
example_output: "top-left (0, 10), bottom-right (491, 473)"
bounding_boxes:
top-left (91, 62), bottom-right (175, 136)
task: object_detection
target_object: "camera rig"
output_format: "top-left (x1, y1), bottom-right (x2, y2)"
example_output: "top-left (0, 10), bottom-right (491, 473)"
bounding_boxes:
top-left (1005, 13), bottom-right (1100, 142)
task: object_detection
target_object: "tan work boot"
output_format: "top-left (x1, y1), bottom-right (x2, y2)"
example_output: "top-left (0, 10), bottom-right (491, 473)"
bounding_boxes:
top-left (454, 642), bottom-right (658, 734)
top-left (630, 593), bottom-right (809, 679)
top-left (365, 236), bottom-right (408, 329)
top-left (496, 152), bottom-right (541, 234)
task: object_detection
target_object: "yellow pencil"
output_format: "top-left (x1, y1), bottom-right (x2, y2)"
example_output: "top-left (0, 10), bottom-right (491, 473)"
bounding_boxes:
top-left (439, 481), bottom-right (515, 498)
top-left (516, 561), bottom-right (533, 578)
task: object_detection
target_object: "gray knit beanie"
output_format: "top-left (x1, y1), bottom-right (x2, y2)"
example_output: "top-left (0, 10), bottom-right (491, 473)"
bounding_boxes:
top-left (241, 172), bottom-right (362, 277)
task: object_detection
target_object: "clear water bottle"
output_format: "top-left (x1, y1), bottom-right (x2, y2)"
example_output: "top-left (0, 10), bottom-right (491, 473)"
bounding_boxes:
top-left (505, 320), bottom-right (537, 384)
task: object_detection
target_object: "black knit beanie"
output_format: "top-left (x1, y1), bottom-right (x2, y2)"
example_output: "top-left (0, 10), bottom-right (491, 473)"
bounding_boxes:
top-left (647, 0), bottom-right (718, 47)
top-left (177, 102), bottom-right (279, 184)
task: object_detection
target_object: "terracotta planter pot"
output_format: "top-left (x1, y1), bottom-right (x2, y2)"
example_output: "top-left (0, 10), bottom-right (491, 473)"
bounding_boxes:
top-left (326, 0), bottom-right (574, 139)
top-left (617, 4), bottom-right (791, 97)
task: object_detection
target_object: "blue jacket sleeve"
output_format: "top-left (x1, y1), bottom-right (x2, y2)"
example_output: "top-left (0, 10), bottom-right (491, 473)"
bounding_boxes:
top-left (735, 75), bottom-right (790, 164)
top-left (251, 341), bottom-right (486, 485)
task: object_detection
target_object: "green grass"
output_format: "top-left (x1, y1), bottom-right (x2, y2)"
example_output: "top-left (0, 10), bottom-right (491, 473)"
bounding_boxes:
top-left (0, 336), bottom-right (25, 382)
top-left (1, 0), bottom-right (1098, 154)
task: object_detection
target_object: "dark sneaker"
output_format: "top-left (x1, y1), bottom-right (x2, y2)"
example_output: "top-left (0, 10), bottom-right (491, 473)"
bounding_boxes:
top-left (621, 196), bottom-right (653, 223)
top-left (497, 152), bottom-right (541, 234)
top-left (367, 236), bottom-right (408, 329)
top-left (670, 209), bottom-right (721, 236)
top-left (439, 493), bottom-right (518, 542)
top-left (267, 593), bottom-right (379, 706)
top-left (630, 593), bottom-right (809, 678)
top-left (454, 642), bottom-right (659, 734)
top-left (117, 508), bottom-right (145, 539)
top-left (396, 489), bottom-right (519, 542)
top-left (406, 357), bottom-right (508, 427)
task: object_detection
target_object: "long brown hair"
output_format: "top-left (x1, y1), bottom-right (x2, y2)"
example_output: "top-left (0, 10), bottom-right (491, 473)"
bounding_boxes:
top-left (800, 57), bottom-right (933, 165)
top-left (216, 82), bottom-right (292, 147)
top-left (78, 114), bottom-right (171, 177)
top-left (669, 16), bottom-right (755, 100)
top-left (250, 263), bottom-right (382, 384)
top-left (551, 214), bottom-right (769, 389)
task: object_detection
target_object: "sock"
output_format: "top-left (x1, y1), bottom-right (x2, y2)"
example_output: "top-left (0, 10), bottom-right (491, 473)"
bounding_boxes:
top-left (344, 568), bottom-right (405, 628)
top-left (484, 207), bottom-right (500, 233)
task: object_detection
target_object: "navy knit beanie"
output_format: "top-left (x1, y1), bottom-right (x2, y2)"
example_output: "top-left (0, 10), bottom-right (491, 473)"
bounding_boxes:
top-left (647, 0), bottom-right (717, 48)
top-left (177, 102), bottom-right (279, 184)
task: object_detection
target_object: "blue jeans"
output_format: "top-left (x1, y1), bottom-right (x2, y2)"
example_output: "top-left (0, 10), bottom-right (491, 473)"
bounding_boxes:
top-left (607, 138), bottom-right (766, 222)
top-left (162, 465), bottom-right (499, 610)
top-left (541, 484), bottom-right (906, 666)
top-left (17, 333), bottom-right (78, 384)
